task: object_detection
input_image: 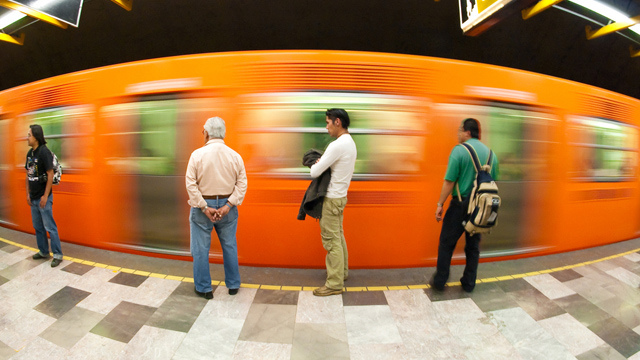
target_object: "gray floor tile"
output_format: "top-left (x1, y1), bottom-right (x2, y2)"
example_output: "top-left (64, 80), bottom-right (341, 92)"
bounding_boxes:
top-left (0, 241), bottom-right (7, 249)
top-left (253, 289), bottom-right (299, 305)
top-left (609, 256), bottom-right (639, 270)
top-left (0, 340), bottom-right (15, 360)
top-left (0, 275), bottom-right (8, 287)
top-left (0, 258), bottom-right (43, 280)
top-left (550, 269), bottom-right (584, 282)
top-left (145, 294), bottom-right (207, 333)
top-left (170, 281), bottom-right (216, 297)
top-left (468, 282), bottom-right (519, 312)
top-left (238, 303), bottom-right (296, 344)
top-left (507, 288), bottom-right (566, 321)
top-left (0, 244), bottom-right (20, 253)
top-left (90, 301), bottom-right (157, 343)
top-left (587, 317), bottom-right (640, 358)
top-left (34, 286), bottom-right (92, 319)
top-left (595, 296), bottom-right (640, 329)
top-left (496, 278), bottom-right (538, 293)
top-left (554, 294), bottom-right (613, 327)
top-left (424, 286), bottom-right (472, 302)
top-left (291, 323), bottom-right (349, 360)
top-left (117, 325), bottom-right (186, 360)
top-left (61, 262), bottom-right (93, 276)
top-left (343, 291), bottom-right (388, 306)
top-left (576, 343), bottom-right (626, 360)
top-left (39, 306), bottom-right (105, 349)
top-left (108, 272), bottom-right (148, 288)
top-left (488, 307), bottom-right (575, 360)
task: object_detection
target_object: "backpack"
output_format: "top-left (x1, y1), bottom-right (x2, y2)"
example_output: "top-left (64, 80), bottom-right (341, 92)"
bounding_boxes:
top-left (456, 143), bottom-right (500, 235)
top-left (50, 150), bottom-right (62, 185)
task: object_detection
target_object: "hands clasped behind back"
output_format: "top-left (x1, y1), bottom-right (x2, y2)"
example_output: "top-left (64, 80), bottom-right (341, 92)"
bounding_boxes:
top-left (204, 206), bottom-right (230, 222)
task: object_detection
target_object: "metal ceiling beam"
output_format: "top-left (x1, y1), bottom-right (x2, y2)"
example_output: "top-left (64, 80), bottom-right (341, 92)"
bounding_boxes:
top-left (110, 0), bottom-right (132, 11)
top-left (0, 0), bottom-right (67, 29)
top-left (0, 32), bottom-right (23, 45)
top-left (585, 15), bottom-right (640, 40)
top-left (521, 0), bottom-right (564, 20)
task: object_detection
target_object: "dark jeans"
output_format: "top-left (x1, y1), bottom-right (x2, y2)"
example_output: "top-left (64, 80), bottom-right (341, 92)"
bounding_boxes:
top-left (434, 197), bottom-right (480, 291)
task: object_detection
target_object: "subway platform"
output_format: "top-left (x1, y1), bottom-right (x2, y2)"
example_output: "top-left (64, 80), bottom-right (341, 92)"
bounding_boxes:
top-left (0, 226), bottom-right (639, 360)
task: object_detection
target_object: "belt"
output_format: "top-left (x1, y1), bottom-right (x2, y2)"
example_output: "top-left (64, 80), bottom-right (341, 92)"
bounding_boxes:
top-left (203, 194), bottom-right (232, 200)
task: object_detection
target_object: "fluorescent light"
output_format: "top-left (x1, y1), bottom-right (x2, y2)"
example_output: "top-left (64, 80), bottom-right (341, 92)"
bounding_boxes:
top-left (0, 11), bottom-right (26, 29)
top-left (569, 0), bottom-right (640, 36)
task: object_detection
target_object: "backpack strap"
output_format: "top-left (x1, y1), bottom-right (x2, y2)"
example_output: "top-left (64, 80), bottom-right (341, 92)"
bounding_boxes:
top-left (460, 143), bottom-right (481, 173)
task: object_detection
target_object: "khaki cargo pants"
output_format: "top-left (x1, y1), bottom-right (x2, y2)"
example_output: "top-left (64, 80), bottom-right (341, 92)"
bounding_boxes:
top-left (320, 197), bottom-right (348, 289)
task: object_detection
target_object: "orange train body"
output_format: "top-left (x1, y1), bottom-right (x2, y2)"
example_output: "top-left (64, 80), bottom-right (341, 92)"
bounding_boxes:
top-left (0, 50), bottom-right (638, 268)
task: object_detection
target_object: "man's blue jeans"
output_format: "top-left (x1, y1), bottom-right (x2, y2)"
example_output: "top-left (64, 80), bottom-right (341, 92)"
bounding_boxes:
top-left (190, 197), bottom-right (240, 293)
top-left (30, 194), bottom-right (63, 260)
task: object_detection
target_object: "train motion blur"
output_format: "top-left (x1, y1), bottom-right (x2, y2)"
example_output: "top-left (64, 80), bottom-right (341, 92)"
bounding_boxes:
top-left (0, 50), bottom-right (638, 268)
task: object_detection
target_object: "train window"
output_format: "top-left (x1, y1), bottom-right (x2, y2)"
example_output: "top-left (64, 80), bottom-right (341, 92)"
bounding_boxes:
top-left (569, 117), bottom-right (638, 181)
top-left (101, 98), bottom-right (222, 175)
top-left (436, 103), bottom-right (555, 182)
top-left (101, 100), bottom-right (178, 175)
top-left (22, 106), bottom-right (94, 171)
top-left (239, 93), bottom-right (426, 178)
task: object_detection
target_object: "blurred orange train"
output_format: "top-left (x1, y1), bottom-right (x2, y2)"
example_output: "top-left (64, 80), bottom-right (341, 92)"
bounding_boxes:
top-left (0, 50), bottom-right (638, 268)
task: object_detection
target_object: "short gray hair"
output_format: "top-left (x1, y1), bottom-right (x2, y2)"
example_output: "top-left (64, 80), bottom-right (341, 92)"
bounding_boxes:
top-left (203, 116), bottom-right (226, 139)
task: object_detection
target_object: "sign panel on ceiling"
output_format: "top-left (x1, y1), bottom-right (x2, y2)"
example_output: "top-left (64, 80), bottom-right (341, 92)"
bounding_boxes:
top-left (459, 0), bottom-right (516, 34)
top-left (7, 0), bottom-right (83, 27)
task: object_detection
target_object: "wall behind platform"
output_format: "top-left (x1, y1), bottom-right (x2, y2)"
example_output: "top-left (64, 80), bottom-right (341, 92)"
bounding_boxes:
top-left (0, 0), bottom-right (639, 99)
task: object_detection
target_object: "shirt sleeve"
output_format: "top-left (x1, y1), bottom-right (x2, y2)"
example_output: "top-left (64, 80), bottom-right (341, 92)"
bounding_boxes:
top-left (228, 155), bottom-right (248, 206)
top-left (444, 146), bottom-right (461, 182)
top-left (491, 152), bottom-right (500, 180)
top-left (185, 153), bottom-right (206, 209)
top-left (310, 141), bottom-right (339, 178)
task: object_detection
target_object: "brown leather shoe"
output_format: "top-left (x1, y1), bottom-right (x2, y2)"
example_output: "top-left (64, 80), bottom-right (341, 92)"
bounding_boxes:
top-left (313, 286), bottom-right (343, 296)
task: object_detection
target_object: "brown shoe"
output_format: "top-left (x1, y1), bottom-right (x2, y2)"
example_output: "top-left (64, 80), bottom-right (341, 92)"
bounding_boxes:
top-left (313, 286), bottom-right (343, 296)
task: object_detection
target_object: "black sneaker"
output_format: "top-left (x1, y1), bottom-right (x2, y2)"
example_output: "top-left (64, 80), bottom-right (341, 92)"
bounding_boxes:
top-left (194, 288), bottom-right (213, 300)
top-left (32, 252), bottom-right (50, 260)
top-left (51, 258), bottom-right (62, 268)
top-left (228, 288), bottom-right (239, 295)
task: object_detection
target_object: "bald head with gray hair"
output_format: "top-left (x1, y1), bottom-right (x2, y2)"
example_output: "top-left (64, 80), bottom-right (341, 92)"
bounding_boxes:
top-left (204, 116), bottom-right (226, 139)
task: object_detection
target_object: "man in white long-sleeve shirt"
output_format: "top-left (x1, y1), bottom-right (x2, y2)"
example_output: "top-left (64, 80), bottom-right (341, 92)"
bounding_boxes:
top-left (309, 109), bottom-right (357, 296)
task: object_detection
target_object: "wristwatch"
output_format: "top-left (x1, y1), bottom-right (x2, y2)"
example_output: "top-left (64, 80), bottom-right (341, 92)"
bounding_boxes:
top-left (201, 205), bottom-right (208, 213)
top-left (225, 202), bottom-right (233, 209)
top-left (437, 203), bottom-right (443, 207)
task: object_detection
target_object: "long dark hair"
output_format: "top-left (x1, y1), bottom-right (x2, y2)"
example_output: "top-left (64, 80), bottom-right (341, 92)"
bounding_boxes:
top-left (30, 124), bottom-right (47, 146)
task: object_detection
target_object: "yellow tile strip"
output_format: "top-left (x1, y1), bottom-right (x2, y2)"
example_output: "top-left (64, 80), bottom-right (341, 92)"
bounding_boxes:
top-left (241, 283), bottom-right (260, 289)
top-left (0, 236), bottom-right (638, 293)
top-left (281, 286), bottom-right (302, 291)
top-left (260, 285), bottom-right (281, 290)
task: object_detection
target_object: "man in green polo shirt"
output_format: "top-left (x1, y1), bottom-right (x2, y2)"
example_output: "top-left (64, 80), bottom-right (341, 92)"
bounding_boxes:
top-left (432, 118), bottom-right (499, 292)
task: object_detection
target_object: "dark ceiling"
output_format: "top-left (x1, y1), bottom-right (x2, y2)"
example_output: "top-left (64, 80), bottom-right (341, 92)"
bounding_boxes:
top-left (1, 0), bottom-right (640, 99)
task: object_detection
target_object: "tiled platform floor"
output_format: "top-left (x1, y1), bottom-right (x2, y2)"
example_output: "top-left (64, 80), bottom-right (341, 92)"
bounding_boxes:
top-left (0, 227), bottom-right (640, 359)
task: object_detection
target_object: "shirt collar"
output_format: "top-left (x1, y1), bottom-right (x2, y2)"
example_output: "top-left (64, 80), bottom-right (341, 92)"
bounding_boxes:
top-left (206, 139), bottom-right (225, 146)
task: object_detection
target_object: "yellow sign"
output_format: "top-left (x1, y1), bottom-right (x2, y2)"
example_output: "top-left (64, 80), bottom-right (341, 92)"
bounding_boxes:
top-left (477, 0), bottom-right (501, 13)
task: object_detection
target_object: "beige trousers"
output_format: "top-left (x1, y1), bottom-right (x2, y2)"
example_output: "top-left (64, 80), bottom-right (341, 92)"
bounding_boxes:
top-left (320, 197), bottom-right (349, 289)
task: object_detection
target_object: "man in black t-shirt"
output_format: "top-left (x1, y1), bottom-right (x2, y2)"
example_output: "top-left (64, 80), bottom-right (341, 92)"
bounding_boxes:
top-left (25, 124), bottom-right (63, 267)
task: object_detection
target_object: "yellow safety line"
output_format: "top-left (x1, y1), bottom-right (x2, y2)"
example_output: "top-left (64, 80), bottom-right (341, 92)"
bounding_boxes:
top-left (1, 236), bottom-right (638, 292)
